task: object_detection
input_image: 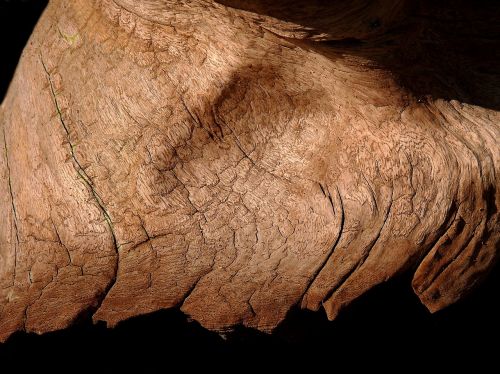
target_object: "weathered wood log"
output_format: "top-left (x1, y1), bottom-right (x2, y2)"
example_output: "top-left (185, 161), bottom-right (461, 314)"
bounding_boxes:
top-left (0, 0), bottom-right (498, 341)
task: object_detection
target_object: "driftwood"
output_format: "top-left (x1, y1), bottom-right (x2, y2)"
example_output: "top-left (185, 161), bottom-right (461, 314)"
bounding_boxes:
top-left (0, 0), bottom-right (498, 341)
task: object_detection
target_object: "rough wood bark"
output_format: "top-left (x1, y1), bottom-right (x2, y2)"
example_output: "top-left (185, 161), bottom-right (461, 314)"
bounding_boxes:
top-left (0, 0), bottom-right (498, 341)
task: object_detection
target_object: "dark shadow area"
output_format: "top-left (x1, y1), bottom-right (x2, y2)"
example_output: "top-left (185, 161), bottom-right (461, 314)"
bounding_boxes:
top-left (221, 0), bottom-right (500, 110)
top-left (366, 0), bottom-right (500, 110)
top-left (0, 0), bottom-right (498, 367)
top-left (216, 0), bottom-right (413, 41)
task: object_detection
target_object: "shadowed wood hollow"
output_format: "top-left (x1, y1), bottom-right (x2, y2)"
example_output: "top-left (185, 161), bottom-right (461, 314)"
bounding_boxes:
top-left (0, 0), bottom-right (498, 341)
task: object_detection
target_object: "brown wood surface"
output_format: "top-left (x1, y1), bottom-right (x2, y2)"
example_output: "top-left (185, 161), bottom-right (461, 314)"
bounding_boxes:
top-left (0, 0), bottom-right (498, 341)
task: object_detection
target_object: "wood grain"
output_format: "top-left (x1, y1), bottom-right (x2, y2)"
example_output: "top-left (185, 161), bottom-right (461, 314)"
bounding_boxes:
top-left (0, 0), bottom-right (498, 341)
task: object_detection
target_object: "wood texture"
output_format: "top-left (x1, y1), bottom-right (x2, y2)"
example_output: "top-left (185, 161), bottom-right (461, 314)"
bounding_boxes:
top-left (0, 0), bottom-right (498, 341)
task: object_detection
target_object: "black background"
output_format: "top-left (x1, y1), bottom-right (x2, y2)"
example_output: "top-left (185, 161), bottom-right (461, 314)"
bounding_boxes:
top-left (0, 0), bottom-right (498, 368)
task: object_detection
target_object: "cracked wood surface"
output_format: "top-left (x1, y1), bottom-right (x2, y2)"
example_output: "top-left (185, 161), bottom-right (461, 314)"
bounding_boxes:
top-left (0, 0), bottom-right (498, 340)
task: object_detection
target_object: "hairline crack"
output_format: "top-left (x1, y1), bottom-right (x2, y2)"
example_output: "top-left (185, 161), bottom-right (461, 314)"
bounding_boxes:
top-left (40, 55), bottom-right (119, 317)
top-left (2, 125), bottom-right (19, 287)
